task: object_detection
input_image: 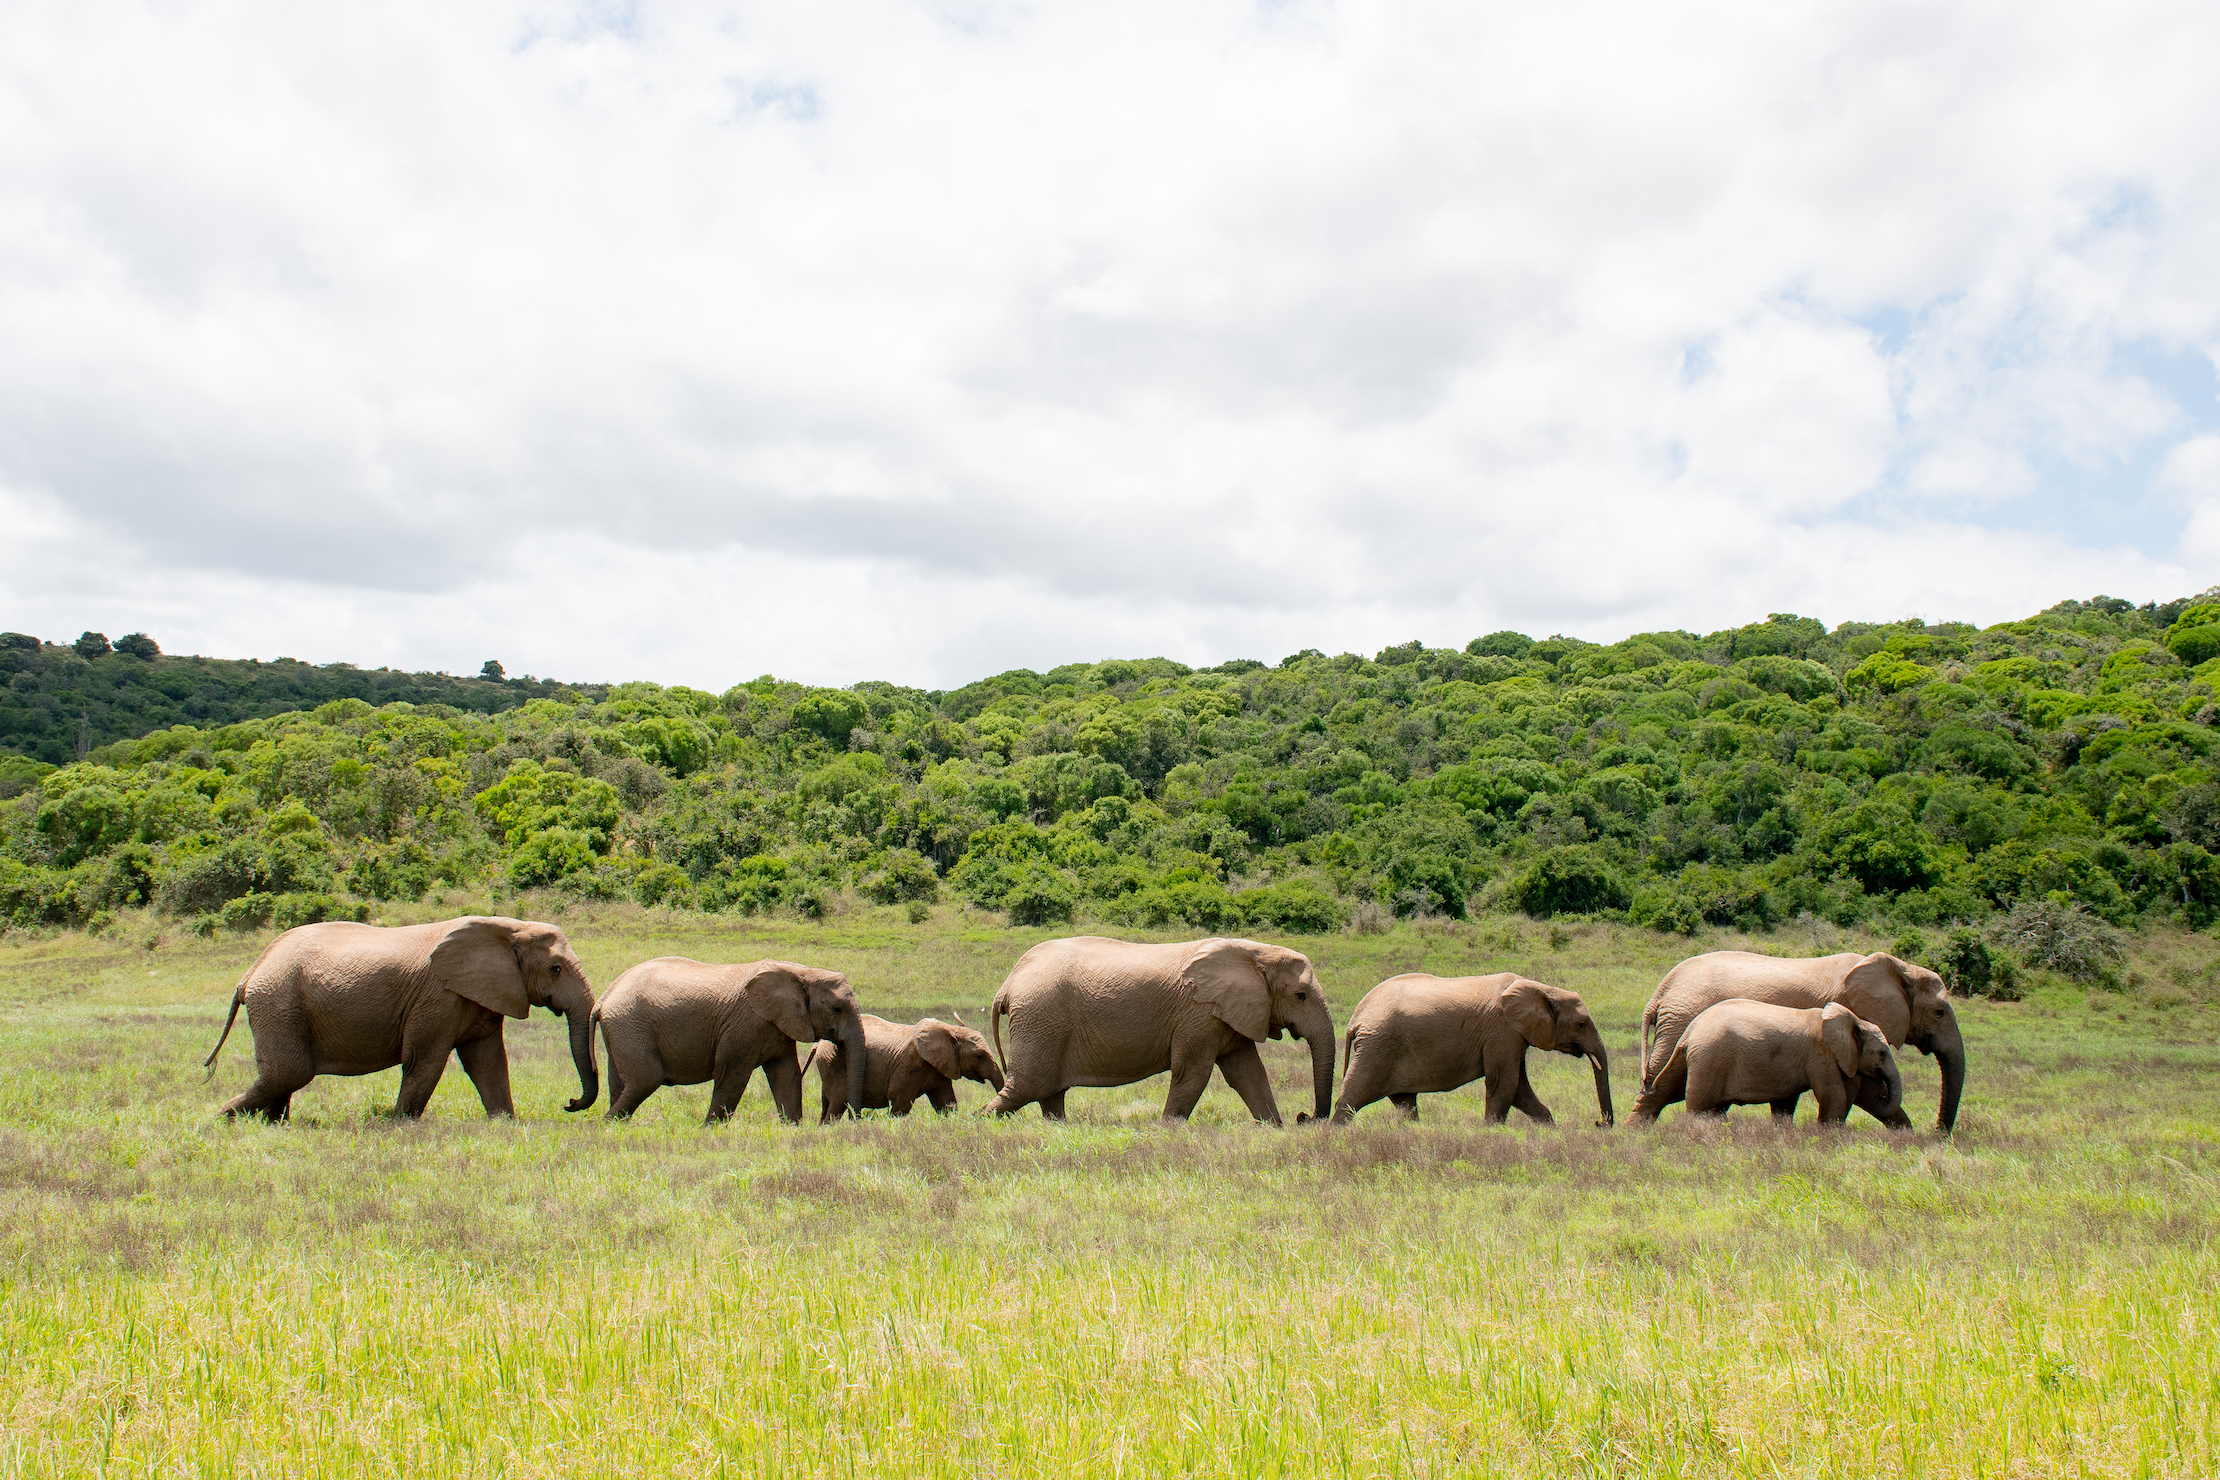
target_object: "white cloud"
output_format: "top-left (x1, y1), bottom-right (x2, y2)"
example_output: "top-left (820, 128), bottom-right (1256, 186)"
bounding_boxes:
top-left (2, 0), bottom-right (2218, 688)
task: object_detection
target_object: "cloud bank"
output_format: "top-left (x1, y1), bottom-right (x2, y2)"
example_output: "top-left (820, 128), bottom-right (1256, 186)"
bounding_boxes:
top-left (3, 0), bottom-right (2218, 686)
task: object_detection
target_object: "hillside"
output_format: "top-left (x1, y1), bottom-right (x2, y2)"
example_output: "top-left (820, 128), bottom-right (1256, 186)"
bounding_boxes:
top-left (7, 593), bottom-right (2220, 972)
top-left (0, 630), bottom-right (588, 765)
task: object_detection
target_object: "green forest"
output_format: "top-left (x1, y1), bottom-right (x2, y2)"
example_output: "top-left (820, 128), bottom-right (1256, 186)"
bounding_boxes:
top-left (8, 595), bottom-right (2220, 978)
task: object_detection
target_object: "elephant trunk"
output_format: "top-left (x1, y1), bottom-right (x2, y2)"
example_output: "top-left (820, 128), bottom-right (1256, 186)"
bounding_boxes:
top-left (1929, 1017), bottom-right (1966, 1134)
top-left (1293, 997), bottom-right (1335, 1121)
top-left (556, 976), bottom-right (598, 1113)
top-left (1578, 1025), bottom-right (1614, 1126)
top-left (983, 1055), bottom-right (1007, 1092)
top-left (1874, 1054), bottom-right (1906, 1120)
top-left (841, 1014), bottom-right (868, 1118)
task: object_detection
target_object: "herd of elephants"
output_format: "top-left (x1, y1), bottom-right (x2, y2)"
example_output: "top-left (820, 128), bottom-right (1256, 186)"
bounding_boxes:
top-left (200, 916), bottom-right (1966, 1133)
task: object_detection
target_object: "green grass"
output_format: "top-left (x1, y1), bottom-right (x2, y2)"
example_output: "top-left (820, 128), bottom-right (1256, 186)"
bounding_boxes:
top-left (1, 901), bottom-right (2216, 1477)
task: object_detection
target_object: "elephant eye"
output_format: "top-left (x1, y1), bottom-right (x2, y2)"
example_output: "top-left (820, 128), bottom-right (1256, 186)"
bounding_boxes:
top-left (1295, 991), bottom-right (1307, 1001)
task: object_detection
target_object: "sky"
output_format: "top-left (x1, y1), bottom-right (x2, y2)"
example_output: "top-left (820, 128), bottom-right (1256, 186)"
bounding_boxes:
top-left (4, 0), bottom-right (2219, 691)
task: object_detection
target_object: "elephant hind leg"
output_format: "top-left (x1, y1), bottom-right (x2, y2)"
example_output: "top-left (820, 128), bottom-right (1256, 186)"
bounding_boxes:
top-left (1389, 1093), bottom-right (1419, 1122)
top-left (222, 1073), bottom-right (307, 1121)
top-left (1770, 1095), bottom-right (1801, 1121)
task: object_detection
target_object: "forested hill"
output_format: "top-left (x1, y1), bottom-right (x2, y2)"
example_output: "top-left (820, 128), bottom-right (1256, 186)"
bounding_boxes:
top-left (10, 594), bottom-right (2220, 970)
top-left (0, 630), bottom-right (586, 764)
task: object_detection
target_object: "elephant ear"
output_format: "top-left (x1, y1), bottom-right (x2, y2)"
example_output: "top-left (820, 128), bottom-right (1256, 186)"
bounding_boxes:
top-left (740, 964), bottom-right (815, 1042)
top-left (1840, 954), bottom-right (1914, 1041)
top-left (1180, 939), bottom-right (1270, 1041)
top-left (1819, 1003), bottom-right (1862, 1079)
top-left (430, 918), bottom-right (530, 1019)
top-left (913, 1020), bottom-right (962, 1079)
top-left (1502, 979), bottom-right (1559, 1050)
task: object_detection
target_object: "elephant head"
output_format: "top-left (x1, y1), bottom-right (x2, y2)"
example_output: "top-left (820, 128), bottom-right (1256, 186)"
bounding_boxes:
top-left (741, 962), bottom-right (868, 1115)
top-left (1844, 952), bottom-right (1963, 1132)
top-left (1183, 938), bottom-right (1336, 1120)
top-left (1822, 1003), bottom-right (1902, 1121)
top-left (1504, 979), bottom-right (1614, 1126)
top-left (914, 1018), bottom-right (1005, 1091)
top-left (429, 916), bottom-right (600, 1111)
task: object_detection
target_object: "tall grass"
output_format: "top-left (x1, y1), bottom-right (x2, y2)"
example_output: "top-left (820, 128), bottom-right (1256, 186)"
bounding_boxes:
top-left (0, 905), bottom-right (2215, 1476)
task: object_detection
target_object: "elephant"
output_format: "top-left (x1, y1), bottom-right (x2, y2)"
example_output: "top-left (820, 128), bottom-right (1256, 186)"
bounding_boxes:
top-left (985, 936), bottom-right (1336, 1124)
top-left (1332, 972), bottom-right (1614, 1126)
top-left (808, 1014), bottom-right (1005, 1122)
top-left (1639, 950), bottom-right (1965, 1132)
top-left (1629, 999), bottom-right (1903, 1125)
top-left (592, 957), bottom-right (866, 1124)
top-left (200, 915), bottom-right (599, 1120)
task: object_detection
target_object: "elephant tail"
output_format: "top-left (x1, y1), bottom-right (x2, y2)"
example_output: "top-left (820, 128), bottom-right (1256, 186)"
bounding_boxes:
top-left (989, 990), bottom-right (1009, 1078)
top-left (202, 986), bottom-right (246, 1076)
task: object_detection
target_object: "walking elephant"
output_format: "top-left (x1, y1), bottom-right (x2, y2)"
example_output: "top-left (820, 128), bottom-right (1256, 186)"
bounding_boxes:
top-left (1333, 972), bottom-right (1614, 1126)
top-left (201, 915), bottom-right (599, 1120)
top-left (1639, 950), bottom-right (1964, 1131)
top-left (593, 957), bottom-right (866, 1123)
top-left (985, 936), bottom-right (1335, 1124)
top-left (1630, 999), bottom-right (1903, 1125)
top-left (809, 1014), bottom-right (1004, 1121)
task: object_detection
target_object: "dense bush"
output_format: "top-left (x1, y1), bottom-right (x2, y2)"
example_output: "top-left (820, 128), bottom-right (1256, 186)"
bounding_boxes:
top-left (6, 592), bottom-right (2220, 940)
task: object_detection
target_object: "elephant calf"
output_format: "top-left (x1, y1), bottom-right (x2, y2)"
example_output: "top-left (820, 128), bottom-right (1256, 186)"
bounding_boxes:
top-left (1630, 998), bottom-right (1902, 1125)
top-left (809, 1014), bottom-right (1004, 1122)
top-left (1334, 972), bottom-right (1614, 1126)
top-left (594, 957), bottom-right (867, 1124)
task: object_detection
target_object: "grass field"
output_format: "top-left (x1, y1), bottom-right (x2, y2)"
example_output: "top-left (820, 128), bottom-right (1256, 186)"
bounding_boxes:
top-left (1, 898), bottom-right (2216, 1477)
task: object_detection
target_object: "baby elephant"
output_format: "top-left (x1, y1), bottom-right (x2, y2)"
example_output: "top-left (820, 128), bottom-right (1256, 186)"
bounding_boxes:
top-left (809, 1015), bottom-right (1006, 1122)
top-left (594, 957), bottom-right (868, 1123)
top-left (1335, 972), bottom-right (1615, 1126)
top-left (1630, 998), bottom-right (1902, 1125)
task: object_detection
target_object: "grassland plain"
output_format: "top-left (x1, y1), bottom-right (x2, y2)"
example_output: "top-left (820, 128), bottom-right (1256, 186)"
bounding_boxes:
top-left (0, 902), bottom-right (2216, 1478)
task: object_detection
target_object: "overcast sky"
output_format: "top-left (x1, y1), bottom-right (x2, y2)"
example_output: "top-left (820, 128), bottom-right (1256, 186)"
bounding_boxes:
top-left (4, 1), bottom-right (2219, 689)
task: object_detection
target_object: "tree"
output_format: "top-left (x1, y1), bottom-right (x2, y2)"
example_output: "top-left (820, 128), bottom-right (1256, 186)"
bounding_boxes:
top-left (74, 632), bottom-right (111, 658)
top-left (480, 660), bottom-right (505, 680)
top-left (113, 633), bottom-right (160, 660)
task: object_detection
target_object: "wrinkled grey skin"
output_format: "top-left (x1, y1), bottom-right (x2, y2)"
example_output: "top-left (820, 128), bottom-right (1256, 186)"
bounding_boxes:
top-left (1640, 950), bottom-right (1963, 1131)
top-left (1333, 972), bottom-right (1614, 1126)
top-left (1631, 998), bottom-right (1903, 1125)
top-left (810, 1014), bottom-right (1006, 1121)
top-left (986, 936), bottom-right (1336, 1124)
top-left (201, 916), bottom-right (599, 1120)
top-left (592, 957), bottom-right (866, 1125)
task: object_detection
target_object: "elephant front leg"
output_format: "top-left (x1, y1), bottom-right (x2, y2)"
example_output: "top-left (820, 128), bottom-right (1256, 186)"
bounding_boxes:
top-left (456, 1034), bottom-right (516, 1118)
top-left (1214, 1041), bottom-right (1283, 1126)
top-left (1509, 1061), bottom-right (1556, 1125)
top-left (925, 1081), bottom-right (959, 1115)
top-left (393, 1049), bottom-right (452, 1118)
top-left (1770, 1094), bottom-right (1801, 1122)
top-left (757, 1048), bottom-right (805, 1126)
top-left (1388, 1093), bottom-right (1419, 1122)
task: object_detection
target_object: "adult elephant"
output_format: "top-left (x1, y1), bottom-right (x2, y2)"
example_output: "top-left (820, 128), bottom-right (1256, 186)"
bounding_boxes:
top-left (1639, 950), bottom-right (1964, 1132)
top-left (1630, 999), bottom-right (1903, 1125)
top-left (985, 936), bottom-right (1335, 1124)
top-left (1333, 972), bottom-right (1614, 1126)
top-left (201, 916), bottom-right (599, 1120)
top-left (593, 957), bottom-right (866, 1124)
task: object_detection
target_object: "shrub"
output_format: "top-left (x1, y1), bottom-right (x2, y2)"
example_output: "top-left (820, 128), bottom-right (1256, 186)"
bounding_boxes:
top-left (113, 633), bottom-right (160, 660)
top-left (861, 848), bottom-right (940, 904)
top-left (1001, 864), bottom-right (1076, 926)
top-left (1935, 927), bottom-right (1993, 996)
top-left (1990, 898), bottom-right (2124, 981)
top-left (632, 862), bottom-right (692, 907)
top-left (1233, 879), bottom-right (1347, 935)
top-left (1510, 847), bottom-right (1630, 918)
